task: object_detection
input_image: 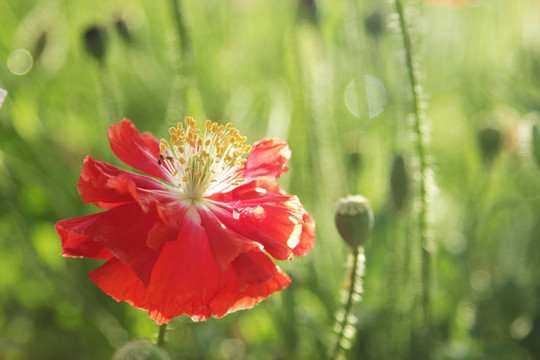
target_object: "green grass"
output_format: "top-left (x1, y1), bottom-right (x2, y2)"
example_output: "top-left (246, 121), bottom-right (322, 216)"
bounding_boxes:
top-left (1, 0), bottom-right (540, 359)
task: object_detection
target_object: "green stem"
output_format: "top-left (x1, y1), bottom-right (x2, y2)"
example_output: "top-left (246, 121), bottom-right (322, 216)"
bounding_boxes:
top-left (97, 63), bottom-right (121, 123)
top-left (330, 247), bottom-right (363, 360)
top-left (170, 0), bottom-right (191, 64)
top-left (393, 0), bottom-right (432, 356)
top-left (157, 323), bottom-right (167, 348)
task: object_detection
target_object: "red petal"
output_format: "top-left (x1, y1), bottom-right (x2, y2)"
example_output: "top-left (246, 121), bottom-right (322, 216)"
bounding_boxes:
top-left (242, 138), bottom-right (291, 182)
top-left (56, 217), bottom-right (113, 259)
top-left (78, 156), bottom-right (169, 210)
top-left (222, 249), bottom-right (290, 314)
top-left (211, 205), bottom-right (293, 261)
top-left (207, 180), bottom-right (315, 260)
top-left (234, 181), bottom-right (315, 257)
top-left (198, 207), bottom-right (259, 269)
top-left (230, 252), bottom-right (273, 290)
top-left (293, 212), bottom-right (315, 256)
top-left (89, 258), bottom-right (150, 310)
top-left (60, 203), bottom-right (168, 285)
top-left (107, 119), bottom-right (172, 182)
top-left (90, 211), bottom-right (291, 324)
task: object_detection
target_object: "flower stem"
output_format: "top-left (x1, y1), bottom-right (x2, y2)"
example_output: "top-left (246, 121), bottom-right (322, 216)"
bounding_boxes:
top-left (330, 247), bottom-right (365, 360)
top-left (170, 0), bottom-right (191, 63)
top-left (393, 0), bottom-right (433, 356)
top-left (157, 323), bottom-right (167, 348)
top-left (97, 64), bottom-right (121, 124)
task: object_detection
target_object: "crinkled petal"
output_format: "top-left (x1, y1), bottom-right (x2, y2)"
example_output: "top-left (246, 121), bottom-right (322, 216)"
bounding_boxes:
top-left (107, 119), bottom-right (172, 182)
top-left (293, 212), bottom-right (315, 256)
top-left (242, 138), bottom-right (291, 182)
top-left (210, 204), bottom-right (293, 261)
top-left (207, 180), bottom-right (314, 260)
top-left (56, 217), bottom-right (113, 259)
top-left (90, 208), bottom-right (291, 324)
top-left (198, 206), bottom-right (259, 269)
top-left (209, 249), bottom-right (291, 317)
top-left (78, 156), bottom-right (170, 211)
top-left (60, 203), bottom-right (167, 286)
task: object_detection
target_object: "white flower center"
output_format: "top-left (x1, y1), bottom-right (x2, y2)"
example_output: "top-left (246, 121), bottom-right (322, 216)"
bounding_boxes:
top-left (158, 117), bottom-right (251, 200)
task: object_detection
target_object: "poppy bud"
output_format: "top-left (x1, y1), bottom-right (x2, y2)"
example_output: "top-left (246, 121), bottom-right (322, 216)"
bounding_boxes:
top-left (115, 16), bottom-right (133, 44)
top-left (297, 0), bottom-right (318, 24)
top-left (32, 31), bottom-right (47, 62)
top-left (83, 25), bottom-right (108, 62)
top-left (335, 195), bottom-right (374, 248)
top-left (533, 122), bottom-right (540, 169)
top-left (113, 338), bottom-right (171, 360)
top-left (364, 11), bottom-right (384, 37)
top-left (390, 155), bottom-right (409, 211)
top-left (478, 126), bottom-right (503, 164)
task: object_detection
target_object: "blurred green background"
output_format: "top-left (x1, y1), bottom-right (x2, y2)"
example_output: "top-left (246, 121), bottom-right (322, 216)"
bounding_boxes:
top-left (1, 0), bottom-right (540, 359)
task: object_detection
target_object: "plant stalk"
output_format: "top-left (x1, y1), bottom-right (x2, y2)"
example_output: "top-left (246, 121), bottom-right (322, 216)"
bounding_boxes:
top-left (330, 247), bottom-right (363, 360)
top-left (393, 0), bottom-right (433, 356)
top-left (157, 323), bottom-right (167, 348)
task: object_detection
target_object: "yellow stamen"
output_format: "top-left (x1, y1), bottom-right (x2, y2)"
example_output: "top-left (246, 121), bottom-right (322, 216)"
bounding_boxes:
top-left (158, 117), bottom-right (252, 198)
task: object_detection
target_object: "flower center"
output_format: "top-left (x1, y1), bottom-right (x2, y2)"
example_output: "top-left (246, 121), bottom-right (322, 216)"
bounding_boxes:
top-left (158, 117), bottom-right (251, 200)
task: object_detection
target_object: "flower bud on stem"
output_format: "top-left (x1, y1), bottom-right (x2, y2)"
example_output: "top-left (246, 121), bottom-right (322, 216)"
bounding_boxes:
top-left (335, 195), bottom-right (373, 249)
top-left (478, 126), bottom-right (503, 166)
top-left (330, 195), bottom-right (373, 359)
top-left (83, 26), bottom-right (108, 64)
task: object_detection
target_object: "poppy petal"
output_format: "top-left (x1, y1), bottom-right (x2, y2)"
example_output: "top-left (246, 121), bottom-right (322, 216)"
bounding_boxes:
top-left (60, 203), bottom-right (165, 285)
top-left (107, 119), bottom-right (172, 182)
top-left (242, 138), bottom-right (291, 182)
top-left (293, 212), bottom-right (316, 256)
top-left (230, 180), bottom-right (315, 257)
top-left (210, 204), bottom-right (294, 261)
top-left (78, 156), bottom-right (170, 211)
top-left (56, 217), bottom-right (113, 259)
top-left (228, 249), bottom-right (291, 304)
top-left (208, 180), bottom-right (314, 260)
top-left (198, 206), bottom-right (259, 269)
top-left (89, 258), bottom-right (150, 311)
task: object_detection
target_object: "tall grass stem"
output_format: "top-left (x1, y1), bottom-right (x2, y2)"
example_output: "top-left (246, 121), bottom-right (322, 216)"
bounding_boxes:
top-left (393, 0), bottom-right (433, 356)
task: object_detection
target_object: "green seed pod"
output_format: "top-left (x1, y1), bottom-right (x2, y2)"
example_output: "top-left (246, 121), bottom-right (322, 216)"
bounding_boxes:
top-left (113, 338), bottom-right (171, 360)
top-left (478, 126), bottom-right (503, 164)
top-left (390, 155), bottom-right (409, 211)
top-left (364, 11), bottom-right (384, 37)
top-left (335, 195), bottom-right (374, 248)
top-left (532, 123), bottom-right (540, 169)
top-left (83, 25), bottom-right (108, 63)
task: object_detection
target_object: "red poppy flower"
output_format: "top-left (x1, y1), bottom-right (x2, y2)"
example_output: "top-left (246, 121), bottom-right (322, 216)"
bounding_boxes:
top-left (56, 118), bottom-right (315, 323)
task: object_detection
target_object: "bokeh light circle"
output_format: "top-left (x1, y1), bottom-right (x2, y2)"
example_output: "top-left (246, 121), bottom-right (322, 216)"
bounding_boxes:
top-left (7, 49), bottom-right (33, 75)
top-left (344, 76), bottom-right (387, 118)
